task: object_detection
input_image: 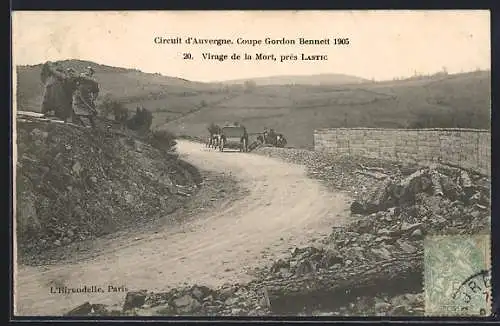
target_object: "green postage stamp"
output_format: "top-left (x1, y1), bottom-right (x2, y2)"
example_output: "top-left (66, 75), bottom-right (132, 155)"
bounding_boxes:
top-left (424, 234), bottom-right (491, 316)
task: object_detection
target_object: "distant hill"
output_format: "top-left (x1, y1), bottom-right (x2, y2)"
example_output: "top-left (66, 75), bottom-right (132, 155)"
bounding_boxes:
top-left (15, 59), bottom-right (224, 114)
top-left (220, 73), bottom-right (369, 86)
top-left (15, 60), bottom-right (491, 149)
top-left (163, 71), bottom-right (491, 149)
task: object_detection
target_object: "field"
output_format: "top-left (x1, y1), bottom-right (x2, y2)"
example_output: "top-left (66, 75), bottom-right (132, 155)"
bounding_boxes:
top-left (164, 72), bottom-right (491, 148)
top-left (16, 60), bottom-right (491, 149)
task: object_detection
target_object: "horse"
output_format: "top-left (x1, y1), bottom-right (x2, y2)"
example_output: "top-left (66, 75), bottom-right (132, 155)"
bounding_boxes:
top-left (210, 134), bottom-right (221, 149)
top-left (206, 135), bottom-right (211, 148)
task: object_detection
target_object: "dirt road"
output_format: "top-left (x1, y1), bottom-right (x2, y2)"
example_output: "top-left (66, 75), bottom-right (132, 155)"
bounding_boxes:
top-left (15, 140), bottom-right (351, 316)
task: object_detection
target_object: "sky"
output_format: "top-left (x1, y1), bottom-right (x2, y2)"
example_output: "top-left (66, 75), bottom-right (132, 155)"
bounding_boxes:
top-left (12, 10), bottom-right (491, 82)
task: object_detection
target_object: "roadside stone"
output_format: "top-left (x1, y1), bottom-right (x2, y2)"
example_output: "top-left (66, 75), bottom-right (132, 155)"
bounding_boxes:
top-left (354, 219), bottom-right (373, 233)
top-left (403, 293), bottom-right (424, 306)
top-left (397, 240), bottom-right (417, 254)
top-left (390, 305), bottom-right (409, 315)
top-left (219, 285), bottom-right (238, 300)
top-left (278, 268), bottom-right (293, 278)
top-left (374, 236), bottom-right (392, 243)
top-left (374, 301), bottom-right (392, 313)
top-left (377, 228), bottom-right (392, 236)
top-left (295, 259), bottom-right (316, 276)
top-left (173, 294), bottom-right (201, 314)
top-left (370, 247), bottom-right (392, 260)
top-left (150, 303), bottom-right (176, 315)
top-left (224, 296), bottom-right (239, 306)
top-left (65, 302), bottom-right (93, 316)
top-left (358, 233), bottom-right (374, 243)
top-left (231, 307), bottom-right (243, 315)
top-left (134, 308), bottom-right (156, 316)
top-left (320, 251), bottom-right (343, 268)
top-left (191, 285), bottom-right (211, 301)
top-left (401, 222), bottom-right (422, 232)
top-left (432, 215), bottom-right (447, 225)
top-left (271, 259), bottom-right (290, 273)
top-left (72, 161), bottom-right (83, 176)
top-left (410, 228), bottom-right (423, 239)
top-left (123, 290), bottom-right (148, 311)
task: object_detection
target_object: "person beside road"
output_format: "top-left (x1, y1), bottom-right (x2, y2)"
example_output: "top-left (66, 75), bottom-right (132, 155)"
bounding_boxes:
top-left (72, 66), bottom-right (100, 129)
top-left (40, 62), bottom-right (79, 123)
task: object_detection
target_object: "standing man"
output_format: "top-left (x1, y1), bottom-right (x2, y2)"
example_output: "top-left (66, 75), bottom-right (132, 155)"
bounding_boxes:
top-left (40, 62), bottom-right (78, 122)
top-left (263, 127), bottom-right (269, 144)
top-left (268, 128), bottom-right (277, 146)
top-left (72, 67), bottom-right (99, 128)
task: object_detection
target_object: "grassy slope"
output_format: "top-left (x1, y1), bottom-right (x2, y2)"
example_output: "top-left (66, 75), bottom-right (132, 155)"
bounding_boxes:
top-left (17, 60), bottom-right (490, 149)
top-left (164, 71), bottom-right (491, 149)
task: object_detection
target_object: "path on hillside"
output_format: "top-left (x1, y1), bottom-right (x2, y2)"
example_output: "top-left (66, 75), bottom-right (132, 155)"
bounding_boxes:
top-left (15, 140), bottom-right (351, 316)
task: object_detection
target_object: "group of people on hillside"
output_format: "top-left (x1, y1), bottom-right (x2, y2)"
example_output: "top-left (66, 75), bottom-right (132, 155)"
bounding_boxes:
top-left (260, 127), bottom-right (287, 148)
top-left (40, 61), bottom-right (100, 128)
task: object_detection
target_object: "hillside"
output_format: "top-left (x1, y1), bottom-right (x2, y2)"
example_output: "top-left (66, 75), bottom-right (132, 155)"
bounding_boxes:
top-left (164, 71), bottom-right (491, 149)
top-left (16, 116), bottom-right (202, 264)
top-left (16, 59), bottom-right (226, 117)
top-left (219, 73), bottom-right (369, 86)
top-left (16, 60), bottom-right (491, 149)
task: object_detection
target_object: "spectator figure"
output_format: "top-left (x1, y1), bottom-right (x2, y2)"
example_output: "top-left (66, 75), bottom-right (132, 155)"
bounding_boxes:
top-left (40, 62), bottom-right (79, 122)
top-left (72, 76), bottom-right (100, 129)
top-left (83, 66), bottom-right (98, 104)
top-left (263, 127), bottom-right (269, 144)
top-left (268, 128), bottom-right (277, 146)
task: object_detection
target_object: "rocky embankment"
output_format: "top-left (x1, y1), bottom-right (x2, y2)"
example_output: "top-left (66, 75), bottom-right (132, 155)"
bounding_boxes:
top-left (251, 147), bottom-right (490, 315)
top-left (64, 146), bottom-right (490, 316)
top-left (16, 117), bottom-right (202, 264)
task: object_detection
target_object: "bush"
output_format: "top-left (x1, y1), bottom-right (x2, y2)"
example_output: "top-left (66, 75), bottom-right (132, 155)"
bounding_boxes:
top-left (207, 122), bottom-right (221, 135)
top-left (147, 129), bottom-right (177, 153)
top-left (98, 97), bottom-right (129, 124)
top-left (127, 107), bottom-right (153, 132)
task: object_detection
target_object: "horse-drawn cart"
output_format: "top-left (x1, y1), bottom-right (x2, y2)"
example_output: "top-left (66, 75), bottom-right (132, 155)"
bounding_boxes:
top-left (219, 125), bottom-right (249, 152)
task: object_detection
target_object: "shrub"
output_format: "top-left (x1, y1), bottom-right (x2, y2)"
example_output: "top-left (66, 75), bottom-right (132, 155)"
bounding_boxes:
top-left (127, 107), bottom-right (153, 132)
top-left (147, 129), bottom-right (177, 153)
top-left (207, 122), bottom-right (221, 135)
top-left (98, 97), bottom-right (129, 124)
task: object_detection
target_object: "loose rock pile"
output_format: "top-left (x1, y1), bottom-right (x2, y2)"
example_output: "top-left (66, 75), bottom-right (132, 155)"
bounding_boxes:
top-left (65, 284), bottom-right (270, 316)
top-left (254, 147), bottom-right (490, 236)
top-left (251, 147), bottom-right (490, 315)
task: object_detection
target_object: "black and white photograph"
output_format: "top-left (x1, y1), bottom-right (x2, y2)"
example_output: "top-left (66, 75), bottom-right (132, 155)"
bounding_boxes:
top-left (11, 10), bottom-right (492, 317)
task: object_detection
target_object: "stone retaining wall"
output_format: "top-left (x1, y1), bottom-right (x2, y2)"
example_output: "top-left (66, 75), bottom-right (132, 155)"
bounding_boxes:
top-left (314, 128), bottom-right (491, 175)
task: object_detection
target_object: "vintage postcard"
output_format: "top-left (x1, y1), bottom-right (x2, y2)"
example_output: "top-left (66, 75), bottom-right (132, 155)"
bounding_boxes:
top-left (11, 11), bottom-right (491, 317)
